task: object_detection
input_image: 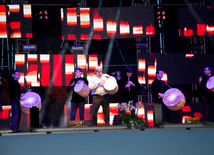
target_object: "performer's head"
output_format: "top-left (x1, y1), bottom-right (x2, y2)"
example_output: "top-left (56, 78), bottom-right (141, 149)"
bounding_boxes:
top-left (75, 68), bottom-right (82, 78)
top-left (156, 69), bottom-right (163, 80)
top-left (126, 67), bottom-right (133, 78)
top-left (204, 66), bottom-right (212, 76)
top-left (95, 66), bottom-right (102, 78)
top-left (13, 70), bottom-right (20, 81)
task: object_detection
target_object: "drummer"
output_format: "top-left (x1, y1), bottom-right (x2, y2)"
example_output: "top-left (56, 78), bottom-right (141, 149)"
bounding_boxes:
top-left (151, 69), bottom-right (172, 123)
top-left (9, 70), bottom-right (25, 133)
top-left (199, 66), bottom-right (214, 123)
top-left (88, 66), bottom-right (110, 126)
top-left (66, 68), bottom-right (88, 123)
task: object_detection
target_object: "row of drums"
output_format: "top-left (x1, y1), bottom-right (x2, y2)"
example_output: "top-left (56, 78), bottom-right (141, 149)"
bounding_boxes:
top-left (20, 76), bottom-right (214, 114)
top-left (20, 76), bottom-right (118, 114)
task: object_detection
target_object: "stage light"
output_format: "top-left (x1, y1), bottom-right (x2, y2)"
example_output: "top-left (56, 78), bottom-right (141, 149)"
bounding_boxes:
top-left (156, 10), bottom-right (166, 20)
top-left (136, 42), bottom-right (148, 49)
top-left (191, 44), bottom-right (204, 51)
top-left (39, 10), bottom-right (48, 20)
top-left (71, 45), bottom-right (85, 54)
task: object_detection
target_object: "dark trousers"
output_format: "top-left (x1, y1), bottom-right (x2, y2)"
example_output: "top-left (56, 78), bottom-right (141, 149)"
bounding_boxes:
top-left (162, 103), bottom-right (172, 123)
top-left (203, 98), bottom-right (214, 122)
top-left (71, 101), bottom-right (85, 121)
top-left (91, 95), bottom-right (109, 126)
top-left (11, 101), bottom-right (21, 131)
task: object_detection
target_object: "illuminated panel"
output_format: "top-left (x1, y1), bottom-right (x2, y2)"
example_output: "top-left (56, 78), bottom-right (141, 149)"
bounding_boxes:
top-left (87, 72), bottom-right (95, 82)
top-left (8, 5), bottom-right (20, 13)
top-left (10, 21), bottom-right (20, 29)
top-left (61, 8), bottom-right (64, 21)
top-left (197, 24), bottom-right (205, 36)
top-left (148, 58), bottom-right (157, 84)
top-left (0, 5), bottom-right (7, 38)
top-left (120, 21), bottom-right (130, 35)
top-left (53, 55), bottom-right (62, 86)
top-left (146, 23), bottom-right (155, 35)
top-left (15, 54), bottom-right (25, 65)
top-left (89, 54), bottom-right (98, 70)
top-left (147, 110), bottom-right (154, 127)
top-left (40, 54), bottom-right (50, 86)
top-left (138, 58), bottom-right (146, 84)
top-left (25, 64), bottom-right (38, 86)
top-left (93, 34), bottom-right (102, 39)
top-left (19, 72), bottom-right (25, 86)
top-left (133, 25), bottom-right (143, 35)
top-left (26, 54), bottom-right (39, 86)
top-left (8, 5), bottom-right (21, 38)
top-left (183, 27), bottom-right (193, 37)
top-left (162, 72), bottom-right (168, 83)
top-left (138, 59), bottom-right (145, 72)
top-left (182, 106), bottom-right (191, 112)
top-left (0, 106), bottom-right (11, 119)
top-left (206, 24), bottom-right (214, 35)
top-left (93, 9), bottom-right (103, 32)
top-left (194, 112), bottom-right (202, 118)
top-left (23, 5), bottom-right (32, 18)
top-left (67, 8), bottom-right (77, 26)
top-left (68, 34), bottom-right (76, 40)
top-left (185, 54), bottom-right (194, 58)
top-left (106, 20), bottom-right (117, 37)
top-left (80, 34), bottom-right (89, 40)
top-left (77, 55), bottom-right (87, 70)
top-left (62, 7), bottom-right (154, 40)
top-left (65, 54), bottom-right (74, 86)
top-left (80, 8), bottom-right (90, 27)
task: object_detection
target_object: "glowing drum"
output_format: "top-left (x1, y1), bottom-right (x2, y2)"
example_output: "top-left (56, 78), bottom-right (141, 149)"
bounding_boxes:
top-left (74, 82), bottom-right (90, 97)
top-left (104, 76), bottom-right (118, 95)
top-left (20, 92), bottom-right (42, 114)
top-left (206, 76), bottom-right (214, 92)
top-left (162, 88), bottom-right (186, 111)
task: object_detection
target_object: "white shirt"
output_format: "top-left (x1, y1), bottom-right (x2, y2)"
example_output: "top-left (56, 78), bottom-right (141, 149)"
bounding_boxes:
top-left (89, 74), bottom-right (108, 96)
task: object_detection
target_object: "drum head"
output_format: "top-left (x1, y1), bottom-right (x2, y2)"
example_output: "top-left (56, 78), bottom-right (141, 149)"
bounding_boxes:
top-left (206, 76), bottom-right (214, 89)
top-left (104, 77), bottom-right (117, 90)
top-left (163, 88), bottom-right (182, 107)
top-left (74, 82), bottom-right (84, 92)
top-left (20, 92), bottom-right (41, 108)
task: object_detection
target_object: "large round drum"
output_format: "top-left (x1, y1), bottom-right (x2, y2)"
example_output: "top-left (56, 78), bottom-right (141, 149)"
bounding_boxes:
top-left (20, 92), bottom-right (42, 114)
top-left (104, 76), bottom-right (118, 95)
top-left (162, 88), bottom-right (186, 111)
top-left (206, 76), bottom-right (214, 92)
top-left (74, 82), bottom-right (90, 97)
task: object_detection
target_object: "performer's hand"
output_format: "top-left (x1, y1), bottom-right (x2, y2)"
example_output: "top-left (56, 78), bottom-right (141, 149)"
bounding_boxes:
top-left (21, 93), bottom-right (25, 97)
top-left (78, 80), bottom-right (84, 84)
top-left (158, 93), bottom-right (164, 98)
top-left (100, 79), bottom-right (105, 85)
top-left (199, 76), bottom-right (202, 84)
top-left (128, 81), bottom-right (135, 86)
top-left (125, 83), bottom-right (131, 88)
top-left (209, 76), bottom-right (213, 82)
top-left (70, 81), bottom-right (75, 86)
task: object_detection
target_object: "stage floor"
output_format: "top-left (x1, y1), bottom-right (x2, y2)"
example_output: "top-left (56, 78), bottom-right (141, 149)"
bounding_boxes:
top-left (1, 123), bottom-right (214, 136)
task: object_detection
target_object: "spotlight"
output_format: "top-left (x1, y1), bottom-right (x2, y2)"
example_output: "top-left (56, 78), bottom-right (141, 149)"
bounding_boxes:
top-left (71, 46), bottom-right (85, 54)
top-left (136, 42), bottom-right (148, 49)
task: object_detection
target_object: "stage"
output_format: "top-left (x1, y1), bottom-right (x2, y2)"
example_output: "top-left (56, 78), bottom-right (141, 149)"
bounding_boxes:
top-left (1, 124), bottom-right (214, 155)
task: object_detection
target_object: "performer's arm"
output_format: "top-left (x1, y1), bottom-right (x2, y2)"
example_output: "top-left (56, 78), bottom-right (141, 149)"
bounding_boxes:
top-left (66, 79), bottom-right (75, 92)
top-left (89, 78), bottom-right (100, 90)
